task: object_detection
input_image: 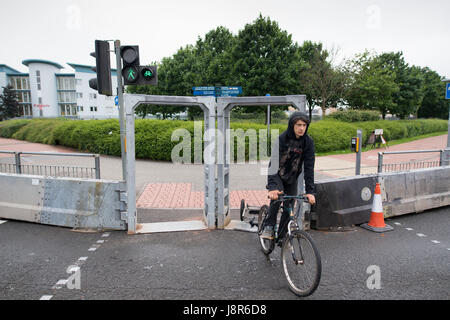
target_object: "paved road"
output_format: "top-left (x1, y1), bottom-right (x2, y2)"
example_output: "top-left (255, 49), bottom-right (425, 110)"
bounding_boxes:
top-left (1, 206), bottom-right (448, 300)
top-left (0, 135), bottom-right (449, 302)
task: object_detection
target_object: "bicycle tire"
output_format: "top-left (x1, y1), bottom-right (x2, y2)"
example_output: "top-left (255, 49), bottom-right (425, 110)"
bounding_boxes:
top-left (257, 205), bottom-right (275, 255)
top-left (281, 230), bottom-right (321, 297)
top-left (240, 199), bottom-right (245, 221)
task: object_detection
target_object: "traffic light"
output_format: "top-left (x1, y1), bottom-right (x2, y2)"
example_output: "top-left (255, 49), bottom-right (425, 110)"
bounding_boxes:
top-left (120, 45), bottom-right (157, 86)
top-left (89, 40), bottom-right (113, 96)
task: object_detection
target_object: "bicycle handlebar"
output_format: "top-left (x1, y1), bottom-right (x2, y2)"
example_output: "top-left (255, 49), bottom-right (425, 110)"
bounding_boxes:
top-left (270, 194), bottom-right (309, 204)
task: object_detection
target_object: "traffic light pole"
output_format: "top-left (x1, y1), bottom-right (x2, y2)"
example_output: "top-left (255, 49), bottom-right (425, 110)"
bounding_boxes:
top-left (114, 40), bottom-right (127, 180)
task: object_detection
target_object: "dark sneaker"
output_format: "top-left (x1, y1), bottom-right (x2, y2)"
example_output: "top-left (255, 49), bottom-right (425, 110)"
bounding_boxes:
top-left (260, 225), bottom-right (274, 240)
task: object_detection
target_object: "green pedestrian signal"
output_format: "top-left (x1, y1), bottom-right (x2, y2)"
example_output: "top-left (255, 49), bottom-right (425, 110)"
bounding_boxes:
top-left (120, 45), bottom-right (157, 86)
top-left (128, 69), bottom-right (136, 80)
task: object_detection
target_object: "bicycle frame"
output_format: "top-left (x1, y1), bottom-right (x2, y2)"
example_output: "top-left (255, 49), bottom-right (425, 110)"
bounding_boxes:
top-left (272, 195), bottom-right (309, 242)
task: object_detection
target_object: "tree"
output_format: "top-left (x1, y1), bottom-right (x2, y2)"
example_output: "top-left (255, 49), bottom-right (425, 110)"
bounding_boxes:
top-left (374, 52), bottom-right (423, 119)
top-left (298, 42), bottom-right (349, 117)
top-left (345, 51), bottom-right (399, 119)
top-left (0, 85), bottom-right (20, 121)
top-left (230, 14), bottom-right (303, 117)
top-left (417, 67), bottom-right (450, 119)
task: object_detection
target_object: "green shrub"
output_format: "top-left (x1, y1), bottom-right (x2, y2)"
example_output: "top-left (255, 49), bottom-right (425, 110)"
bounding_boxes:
top-left (328, 109), bottom-right (381, 122)
top-left (0, 119), bottom-right (31, 138)
top-left (0, 118), bottom-right (447, 161)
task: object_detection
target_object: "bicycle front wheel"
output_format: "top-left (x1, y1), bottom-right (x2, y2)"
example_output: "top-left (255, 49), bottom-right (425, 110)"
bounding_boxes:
top-left (258, 205), bottom-right (275, 255)
top-left (281, 230), bottom-right (321, 297)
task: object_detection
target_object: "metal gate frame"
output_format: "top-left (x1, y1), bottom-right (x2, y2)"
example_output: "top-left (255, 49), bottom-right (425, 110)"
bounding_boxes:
top-left (123, 94), bottom-right (216, 234)
top-left (216, 95), bottom-right (307, 228)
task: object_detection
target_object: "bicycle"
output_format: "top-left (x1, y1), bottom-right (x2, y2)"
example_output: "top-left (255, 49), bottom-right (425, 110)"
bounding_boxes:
top-left (241, 194), bottom-right (322, 297)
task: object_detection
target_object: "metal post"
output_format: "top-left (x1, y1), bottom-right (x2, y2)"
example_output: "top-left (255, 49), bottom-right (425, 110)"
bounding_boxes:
top-left (114, 40), bottom-right (127, 181)
top-left (355, 129), bottom-right (362, 175)
top-left (94, 155), bottom-right (101, 179)
top-left (377, 152), bottom-right (384, 173)
top-left (15, 152), bottom-right (21, 174)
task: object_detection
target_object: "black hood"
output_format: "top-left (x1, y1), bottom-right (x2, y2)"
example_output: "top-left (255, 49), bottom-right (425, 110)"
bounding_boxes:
top-left (287, 111), bottom-right (310, 139)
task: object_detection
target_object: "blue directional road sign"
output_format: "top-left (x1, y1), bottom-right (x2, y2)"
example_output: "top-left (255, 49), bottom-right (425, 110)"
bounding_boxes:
top-left (446, 83), bottom-right (450, 100)
top-left (192, 86), bottom-right (242, 97)
top-left (115, 96), bottom-right (119, 106)
top-left (193, 86), bottom-right (215, 96)
top-left (218, 86), bottom-right (242, 97)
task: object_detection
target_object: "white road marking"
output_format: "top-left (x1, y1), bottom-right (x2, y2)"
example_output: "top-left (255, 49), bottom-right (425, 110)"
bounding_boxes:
top-left (52, 279), bottom-right (68, 289)
top-left (405, 228), bottom-right (414, 231)
top-left (96, 240), bottom-right (105, 244)
top-left (78, 257), bottom-right (88, 261)
top-left (393, 222), bottom-right (401, 226)
top-left (431, 240), bottom-right (440, 244)
top-left (88, 247), bottom-right (97, 252)
top-left (416, 233), bottom-right (427, 237)
top-left (39, 295), bottom-right (53, 300)
top-left (0, 220), bottom-right (7, 225)
top-left (102, 233), bottom-right (110, 237)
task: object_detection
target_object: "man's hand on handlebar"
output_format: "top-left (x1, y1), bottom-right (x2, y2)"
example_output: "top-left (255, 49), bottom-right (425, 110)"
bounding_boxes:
top-left (268, 190), bottom-right (283, 201)
top-left (306, 194), bottom-right (316, 205)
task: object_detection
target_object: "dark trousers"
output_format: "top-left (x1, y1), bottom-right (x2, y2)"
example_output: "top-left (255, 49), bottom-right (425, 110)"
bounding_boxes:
top-left (265, 181), bottom-right (298, 239)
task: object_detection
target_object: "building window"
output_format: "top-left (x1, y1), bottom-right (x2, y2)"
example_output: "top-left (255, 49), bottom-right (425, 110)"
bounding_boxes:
top-left (77, 92), bottom-right (83, 99)
top-left (58, 92), bottom-right (76, 103)
top-left (60, 104), bottom-right (77, 116)
top-left (18, 104), bottom-right (32, 116)
top-left (77, 106), bottom-right (84, 112)
top-left (8, 77), bottom-right (30, 90)
top-left (89, 93), bottom-right (97, 100)
top-left (90, 106), bottom-right (97, 112)
top-left (16, 91), bottom-right (31, 103)
top-left (57, 77), bottom-right (76, 90)
top-left (36, 70), bottom-right (41, 91)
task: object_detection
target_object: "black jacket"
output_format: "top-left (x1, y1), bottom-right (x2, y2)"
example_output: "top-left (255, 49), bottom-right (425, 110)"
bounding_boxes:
top-left (267, 111), bottom-right (315, 194)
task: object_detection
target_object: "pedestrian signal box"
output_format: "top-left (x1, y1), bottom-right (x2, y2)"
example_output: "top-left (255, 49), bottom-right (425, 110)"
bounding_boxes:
top-left (351, 137), bottom-right (359, 152)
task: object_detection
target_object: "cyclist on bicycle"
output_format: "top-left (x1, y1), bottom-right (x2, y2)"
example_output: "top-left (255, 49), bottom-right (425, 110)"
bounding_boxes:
top-left (261, 111), bottom-right (316, 240)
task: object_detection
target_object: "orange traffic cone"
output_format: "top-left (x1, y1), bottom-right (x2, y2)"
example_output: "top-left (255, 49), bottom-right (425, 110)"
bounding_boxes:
top-left (361, 183), bottom-right (393, 233)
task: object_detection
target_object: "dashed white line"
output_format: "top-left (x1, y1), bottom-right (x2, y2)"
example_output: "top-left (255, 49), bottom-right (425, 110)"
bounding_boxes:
top-left (416, 233), bottom-right (427, 237)
top-left (39, 295), bottom-right (53, 300)
top-left (88, 247), bottom-right (97, 252)
top-left (405, 228), bottom-right (414, 231)
top-left (78, 257), bottom-right (88, 261)
top-left (431, 240), bottom-right (441, 244)
top-left (102, 232), bottom-right (110, 237)
top-left (393, 222), bottom-right (402, 226)
top-left (96, 240), bottom-right (105, 244)
top-left (52, 279), bottom-right (68, 289)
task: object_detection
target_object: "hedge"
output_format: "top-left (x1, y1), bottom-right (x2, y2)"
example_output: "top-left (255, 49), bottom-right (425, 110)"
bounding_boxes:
top-left (0, 118), bottom-right (447, 161)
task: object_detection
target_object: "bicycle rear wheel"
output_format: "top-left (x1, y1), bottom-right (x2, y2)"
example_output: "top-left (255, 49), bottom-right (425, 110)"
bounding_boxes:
top-left (281, 230), bottom-right (321, 297)
top-left (257, 205), bottom-right (275, 255)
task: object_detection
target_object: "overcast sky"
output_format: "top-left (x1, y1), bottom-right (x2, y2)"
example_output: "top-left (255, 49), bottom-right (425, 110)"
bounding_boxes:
top-left (1, 0), bottom-right (449, 79)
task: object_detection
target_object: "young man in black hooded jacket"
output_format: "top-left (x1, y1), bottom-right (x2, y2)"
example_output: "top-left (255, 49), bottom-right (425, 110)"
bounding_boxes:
top-left (261, 111), bottom-right (316, 240)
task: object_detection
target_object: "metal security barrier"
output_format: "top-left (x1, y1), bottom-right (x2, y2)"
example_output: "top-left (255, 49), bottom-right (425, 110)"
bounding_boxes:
top-left (216, 95), bottom-right (307, 229)
top-left (377, 149), bottom-right (446, 173)
top-left (0, 151), bottom-right (101, 179)
top-left (310, 166), bottom-right (450, 230)
top-left (0, 173), bottom-right (126, 230)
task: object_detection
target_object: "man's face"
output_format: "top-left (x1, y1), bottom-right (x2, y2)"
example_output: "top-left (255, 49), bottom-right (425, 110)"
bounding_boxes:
top-left (293, 119), bottom-right (307, 138)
